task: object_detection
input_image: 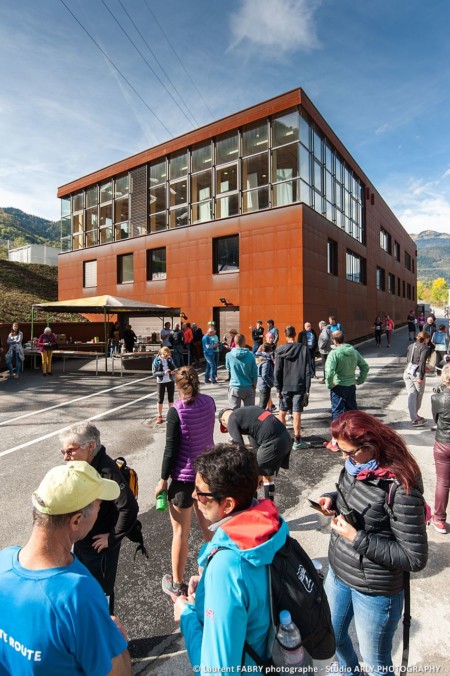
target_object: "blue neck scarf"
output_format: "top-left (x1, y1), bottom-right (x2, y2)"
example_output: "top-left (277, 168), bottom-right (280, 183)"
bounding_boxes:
top-left (345, 457), bottom-right (378, 476)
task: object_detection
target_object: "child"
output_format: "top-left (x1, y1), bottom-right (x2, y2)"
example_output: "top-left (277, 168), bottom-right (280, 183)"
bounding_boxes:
top-left (256, 343), bottom-right (275, 410)
top-left (151, 347), bottom-right (176, 423)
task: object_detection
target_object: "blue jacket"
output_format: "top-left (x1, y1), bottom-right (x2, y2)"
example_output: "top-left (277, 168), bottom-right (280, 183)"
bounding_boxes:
top-left (225, 348), bottom-right (258, 388)
top-left (256, 352), bottom-right (274, 389)
top-left (180, 500), bottom-right (289, 670)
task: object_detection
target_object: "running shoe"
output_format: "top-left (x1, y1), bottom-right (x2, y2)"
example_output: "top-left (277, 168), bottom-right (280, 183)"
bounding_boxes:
top-left (161, 574), bottom-right (188, 600)
top-left (292, 439), bottom-right (311, 450)
top-left (156, 416), bottom-right (164, 424)
top-left (430, 516), bottom-right (446, 534)
top-left (412, 419), bottom-right (425, 427)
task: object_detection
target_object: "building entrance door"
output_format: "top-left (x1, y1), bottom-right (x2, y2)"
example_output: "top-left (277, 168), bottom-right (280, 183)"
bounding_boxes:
top-left (213, 306), bottom-right (240, 340)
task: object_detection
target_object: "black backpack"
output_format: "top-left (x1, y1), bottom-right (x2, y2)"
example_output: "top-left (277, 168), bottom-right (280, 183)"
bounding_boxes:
top-left (208, 535), bottom-right (335, 668)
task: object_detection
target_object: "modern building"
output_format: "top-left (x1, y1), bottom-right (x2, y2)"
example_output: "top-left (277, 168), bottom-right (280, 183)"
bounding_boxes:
top-left (57, 88), bottom-right (416, 339)
top-left (9, 243), bottom-right (59, 266)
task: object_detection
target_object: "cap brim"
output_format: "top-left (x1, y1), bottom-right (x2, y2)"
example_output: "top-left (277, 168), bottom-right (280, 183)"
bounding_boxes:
top-left (219, 422), bottom-right (228, 434)
top-left (323, 440), bottom-right (339, 452)
top-left (98, 477), bottom-right (120, 501)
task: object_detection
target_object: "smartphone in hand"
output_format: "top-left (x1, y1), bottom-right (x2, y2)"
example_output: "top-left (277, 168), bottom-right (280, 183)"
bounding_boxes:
top-left (305, 498), bottom-right (326, 513)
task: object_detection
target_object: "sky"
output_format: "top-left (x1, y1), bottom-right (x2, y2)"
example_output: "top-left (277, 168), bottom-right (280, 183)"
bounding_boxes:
top-left (1, 0), bottom-right (449, 235)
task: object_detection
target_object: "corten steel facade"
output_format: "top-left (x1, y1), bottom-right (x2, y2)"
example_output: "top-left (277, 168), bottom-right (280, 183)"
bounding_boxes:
top-left (57, 88), bottom-right (417, 340)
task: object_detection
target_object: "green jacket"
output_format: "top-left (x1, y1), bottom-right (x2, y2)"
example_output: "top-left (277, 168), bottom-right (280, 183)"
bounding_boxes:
top-left (325, 343), bottom-right (369, 389)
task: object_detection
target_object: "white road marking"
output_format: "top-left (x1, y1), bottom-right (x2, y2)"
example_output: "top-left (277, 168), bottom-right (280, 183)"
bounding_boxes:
top-left (0, 375), bottom-right (155, 426)
top-left (0, 391), bottom-right (157, 458)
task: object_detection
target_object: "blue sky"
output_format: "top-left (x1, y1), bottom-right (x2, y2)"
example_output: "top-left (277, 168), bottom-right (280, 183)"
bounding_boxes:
top-left (1, 0), bottom-right (449, 235)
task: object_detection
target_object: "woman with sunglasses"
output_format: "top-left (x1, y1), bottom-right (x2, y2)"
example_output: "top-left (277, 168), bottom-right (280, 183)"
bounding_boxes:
top-left (317, 411), bottom-right (428, 675)
top-left (154, 366), bottom-right (215, 597)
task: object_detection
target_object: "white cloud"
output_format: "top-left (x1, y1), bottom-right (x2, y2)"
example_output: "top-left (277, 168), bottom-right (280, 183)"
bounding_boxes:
top-left (229, 0), bottom-right (322, 55)
top-left (380, 171), bottom-right (450, 236)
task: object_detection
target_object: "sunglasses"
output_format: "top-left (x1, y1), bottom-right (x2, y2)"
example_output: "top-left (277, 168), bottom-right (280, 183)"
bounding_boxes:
top-left (194, 489), bottom-right (222, 504)
top-left (60, 445), bottom-right (85, 456)
top-left (335, 444), bottom-right (365, 457)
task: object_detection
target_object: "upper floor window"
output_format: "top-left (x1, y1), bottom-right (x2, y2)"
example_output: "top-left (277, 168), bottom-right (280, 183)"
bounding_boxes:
top-left (327, 240), bottom-right (338, 276)
top-left (405, 251), bottom-right (412, 271)
top-left (388, 273), bottom-right (395, 294)
top-left (213, 235), bottom-right (239, 274)
top-left (117, 253), bottom-right (133, 284)
top-left (346, 250), bottom-right (366, 284)
top-left (376, 267), bottom-right (385, 291)
top-left (83, 260), bottom-right (97, 288)
top-left (380, 227), bottom-right (392, 254)
top-left (147, 247), bottom-right (166, 281)
top-left (394, 241), bottom-right (400, 262)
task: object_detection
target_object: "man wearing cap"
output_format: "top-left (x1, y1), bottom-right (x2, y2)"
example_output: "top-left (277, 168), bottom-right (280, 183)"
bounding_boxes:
top-left (225, 333), bottom-right (258, 409)
top-left (60, 422), bottom-right (139, 614)
top-left (0, 461), bottom-right (131, 674)
top-left (218, 406), bottom-right (291, 500)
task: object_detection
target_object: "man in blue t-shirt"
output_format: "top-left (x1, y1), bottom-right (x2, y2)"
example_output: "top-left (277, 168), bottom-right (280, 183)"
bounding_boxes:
top-left (0, 461), bottom-right (131, 675)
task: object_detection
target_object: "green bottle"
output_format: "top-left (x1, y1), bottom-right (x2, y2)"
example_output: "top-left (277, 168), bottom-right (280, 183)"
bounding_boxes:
top-left (156, 490), bottom-right (168, 511)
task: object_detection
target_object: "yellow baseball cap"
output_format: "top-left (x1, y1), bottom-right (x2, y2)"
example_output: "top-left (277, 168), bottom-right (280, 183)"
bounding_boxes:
top-left (32, 461), bottom-right (120, 515)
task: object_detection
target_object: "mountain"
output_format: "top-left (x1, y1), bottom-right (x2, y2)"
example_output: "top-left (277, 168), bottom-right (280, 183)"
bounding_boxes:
top-left (410, 230), bottom-right (450, 284)
top-left (0, 207), bottom-right (59, 249)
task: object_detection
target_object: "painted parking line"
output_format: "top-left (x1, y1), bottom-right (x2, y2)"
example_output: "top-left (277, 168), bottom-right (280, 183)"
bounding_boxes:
top-left (0, 391), bottom-right (157, 459)
top-left (0, 375), bottom-right (155, 427)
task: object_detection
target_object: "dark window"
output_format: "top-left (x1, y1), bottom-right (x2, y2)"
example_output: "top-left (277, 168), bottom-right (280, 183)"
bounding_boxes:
top-left (403, 280), bottom-right (406, 297)
top-left (83, 260), bottom-right (97, 288)
top-left (397, 277), bottom-right (401, 296)
top-left (394, 241), bottom-right (400, 262)
top-left (117, 253), bottom-right (133, 284)
top-left (388, 273), bottom-right (395, 294)
top-left (147, 247), bottom-right (166, 281)
top-left (213, 235), bottom-right (239, 274)
top-left (346, 250), bottom-right (366, 284)
top-left (380, 227), bottom-right (392, 254)
top-left (405, 252), bottom-right (412, 271)
top-left (327, 240), bottom-right (338, 276)
top-left (376, 267), bottom-right (385, 291)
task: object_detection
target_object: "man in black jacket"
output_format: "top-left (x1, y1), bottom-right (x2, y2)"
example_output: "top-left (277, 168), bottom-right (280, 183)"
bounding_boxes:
top-left (275, 326), bottom-right (311, 450)
top-left (297, 321), bottom-right (318, 378)
top-left (60, 422), bottom-right (138, 613)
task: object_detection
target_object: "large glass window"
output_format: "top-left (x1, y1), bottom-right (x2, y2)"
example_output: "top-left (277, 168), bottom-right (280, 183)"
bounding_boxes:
top-left (99, 204), bottom-right (113, 227)
top-left (170, 206), bottom-right (189, 228)
top-left (192, 200), bottom-right (213, 223)
top-left (72, 212), bottom-right (84, 234)
top-left (192, 143), bottom-right (212, 173)
top-left (380, 227), bottom-right (392, 254)
top-left (272, 144), bottom-right (299, 183)
top-left (191, 171), bottom-right (212, 203)
top-left (242, 154), bottom-right (268, 190)
top-left (388, 273), bottom-right (395, 294)
top-left (272, 110), bottom-right (299, 147)
top-left (213, 235), bottom-right (239, 273)
top-left (115, 198), bottom-right (129, 224)
top-left (150, 212), bottom-right (167, 232)
top-left (147, 247), bottom-right (166, 280)
top-left (150, 185), bottom-right (167, 214)
top-left (100, 182), bottom-right (113, 203)
top-left (169, 179), bottom-right (188, 207)
top-left (115, 174), bottom-right (129, 198)
top-left (72, 192), bottom-right (84, 212)
top-left (243, 187), bottom-right (269, 213)
top-left (86, 187), bottom-right (98, 208)
top-left (117, 253), bottom-right (133, 283)
top-left (216, 132), bottom-right (239, 165)
top-left (216, 164), bottom-right (238, 194)
top-left (273, 180), bottom-right (299, 207)
top-left (242, 122), bottom-right (268, 156)
top-left (216, 194), bottom-right (239, 219)
top-left (150, 160), bottom-right (167, 185)
top-left (169, 151), bottom-right (189, 180)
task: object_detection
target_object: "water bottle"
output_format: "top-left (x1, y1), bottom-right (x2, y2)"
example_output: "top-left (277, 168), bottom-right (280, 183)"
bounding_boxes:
top-left (156, 490), bottom-right (168, 511)
top-left (272, 610), bottom-right (305, 667)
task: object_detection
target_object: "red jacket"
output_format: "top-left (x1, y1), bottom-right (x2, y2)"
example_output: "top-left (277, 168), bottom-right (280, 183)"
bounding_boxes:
top-left (37, 332), bottom-right (57, 352)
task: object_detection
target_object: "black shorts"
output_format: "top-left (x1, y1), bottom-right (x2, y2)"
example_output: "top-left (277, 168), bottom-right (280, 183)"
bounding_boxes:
top-left (279, 391), bottom-right (304, 413)
top-left (157, 381), bottom-right (175, 404)
top-left (257, 429), bottom-right (292, 476)
top-left (168, 478), bottom-right (195, 508)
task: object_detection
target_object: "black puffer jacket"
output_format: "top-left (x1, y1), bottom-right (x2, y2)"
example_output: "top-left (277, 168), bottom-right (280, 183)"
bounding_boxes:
top-left (323, 468), bottom-right (428, 595)
top-left (432, 388), bottom-right (450, 444)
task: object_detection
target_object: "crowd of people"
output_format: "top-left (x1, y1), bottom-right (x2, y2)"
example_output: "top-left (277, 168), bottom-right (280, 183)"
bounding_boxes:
top-left (0, 312), bottom-right (448, 675)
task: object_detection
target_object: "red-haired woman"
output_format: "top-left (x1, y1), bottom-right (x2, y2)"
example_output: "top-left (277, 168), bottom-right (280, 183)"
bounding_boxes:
top-left (317, 411), bottom-right (428, 675)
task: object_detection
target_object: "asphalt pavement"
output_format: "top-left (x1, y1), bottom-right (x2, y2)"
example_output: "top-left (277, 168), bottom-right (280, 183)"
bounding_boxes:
top-left (0, 327), bottom-right (448, 675)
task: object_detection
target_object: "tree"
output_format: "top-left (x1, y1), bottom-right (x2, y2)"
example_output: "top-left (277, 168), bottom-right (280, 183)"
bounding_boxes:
top-left (417, 281), bottom-right (429, 301)
top-left (431, 277), bottom-right (448, 305)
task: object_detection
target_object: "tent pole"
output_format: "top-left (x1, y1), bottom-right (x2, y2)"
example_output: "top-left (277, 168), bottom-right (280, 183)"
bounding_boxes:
top-left (31, 306), bottom-right (35, 344)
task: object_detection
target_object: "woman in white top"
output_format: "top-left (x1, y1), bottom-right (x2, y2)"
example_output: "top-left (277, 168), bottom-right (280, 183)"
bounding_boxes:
top-left (152, 346), bottom-right (177, 423)
top-left (6, 322), bottom-right (24, 378)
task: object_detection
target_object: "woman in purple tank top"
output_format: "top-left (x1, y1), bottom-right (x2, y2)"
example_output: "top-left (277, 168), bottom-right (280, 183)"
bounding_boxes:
top-left (154, 366), bottom-right (216, 598)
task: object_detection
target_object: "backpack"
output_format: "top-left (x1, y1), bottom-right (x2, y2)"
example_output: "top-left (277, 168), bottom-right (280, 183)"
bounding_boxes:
top-left (114, 457), bottom-right (148, 560)
top-left (207, 535), bottom-right (335, 669)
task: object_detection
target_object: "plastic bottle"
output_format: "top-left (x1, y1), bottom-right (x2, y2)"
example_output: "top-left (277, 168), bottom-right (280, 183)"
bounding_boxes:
top-left (156, 490), bottom-right (168, 511)
top-left (272, 610), bottom-right (305, 667)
